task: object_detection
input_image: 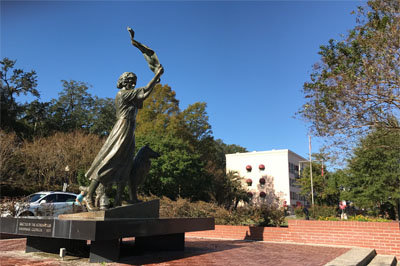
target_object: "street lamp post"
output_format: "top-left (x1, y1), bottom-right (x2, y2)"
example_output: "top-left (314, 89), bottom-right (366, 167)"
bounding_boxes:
top-left (64, 165), bottom-right (70, 192)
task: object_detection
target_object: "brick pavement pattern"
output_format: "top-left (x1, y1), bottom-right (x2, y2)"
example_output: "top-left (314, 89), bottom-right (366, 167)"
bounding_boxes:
top-left (0, 237), bottom-right (349, 266)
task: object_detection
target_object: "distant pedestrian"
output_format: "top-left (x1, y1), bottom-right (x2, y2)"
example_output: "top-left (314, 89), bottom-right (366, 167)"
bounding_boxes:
top-left (339, 200), bottom-right (347, 220)
top-left (283, 201), bottom-right (288, 216)
top-left (303, 206), bottom-right (310, 220)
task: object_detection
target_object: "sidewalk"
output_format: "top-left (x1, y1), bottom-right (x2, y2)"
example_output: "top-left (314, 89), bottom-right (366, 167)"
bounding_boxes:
top-left (0, 237), bottom-right (350, 266)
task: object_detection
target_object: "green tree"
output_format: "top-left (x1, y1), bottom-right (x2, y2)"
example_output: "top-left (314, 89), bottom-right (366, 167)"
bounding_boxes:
top-left (0, 58), bottom-right (39, 136)
top-left (298, 0), bottom-right (400, 151)
top-left (180, 102), bottom-right (212, 141)
top-left (136, 133), bottom-right (211, 201)
top-left (19, 100), bottom-right (52, 137)
top-left (343, 127), bottom-right (400, 220)
top-left (49, 80), bottom-right (95, 132)
top-left (134, 83), bottom-right (250, 204)
top-left (212, 139), bottom-right (247, 169)
top-left (298, 158), bottom-right (340, 206)
top-left (89, 97), bottom-right (115, 136)
top-left (135, 85), bottom-right (217, 201)
top-left (212, 170), bottom-right (249, 210)
top-left (136, 84), bottom-right (180, 136)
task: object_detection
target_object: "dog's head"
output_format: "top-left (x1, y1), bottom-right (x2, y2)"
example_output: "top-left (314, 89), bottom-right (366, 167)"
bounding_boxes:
top-left (143, 144), bottom-right (161, 159)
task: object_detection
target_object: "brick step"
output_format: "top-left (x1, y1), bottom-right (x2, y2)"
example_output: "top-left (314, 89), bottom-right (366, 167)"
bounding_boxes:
top-left (325, 248), bottom-right (376, 266)
top-left (368, 254), bottom-right (398, 266)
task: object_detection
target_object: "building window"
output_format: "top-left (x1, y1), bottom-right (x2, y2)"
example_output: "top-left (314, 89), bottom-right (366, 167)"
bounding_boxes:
top-left (289, 162), bottom-right (300, 178)
top-left (290, 178), bottom-right (300, 188)
top-left (290, 191), bottom-right (298, 200)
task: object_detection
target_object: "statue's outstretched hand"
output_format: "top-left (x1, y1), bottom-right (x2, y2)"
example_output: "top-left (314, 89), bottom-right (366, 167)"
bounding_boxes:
top-left (127, 26), bottom-right (135, 40)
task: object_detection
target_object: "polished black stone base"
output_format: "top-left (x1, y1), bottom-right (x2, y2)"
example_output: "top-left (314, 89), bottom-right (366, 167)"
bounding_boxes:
top-left (90, 238), bottom-right (120, 262)
top-left (1, 216), bottom-right (214, 263)
top-left (26, 236), bottom-right (89, 256)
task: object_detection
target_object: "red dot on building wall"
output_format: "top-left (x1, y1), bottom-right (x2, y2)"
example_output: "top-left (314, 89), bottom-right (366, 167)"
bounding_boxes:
top-left (259, 164), bottom-right (265, 170)
top-left (247, 192), bottom-right (253, 197)
top-left (260, 191), bottom-right (266, 198)
top-left (259, 177), bottom-right (266, 185)
top-left (246, 165), bottom-right (252, 172)
top-left (246, 178), bottom-right (253, 185)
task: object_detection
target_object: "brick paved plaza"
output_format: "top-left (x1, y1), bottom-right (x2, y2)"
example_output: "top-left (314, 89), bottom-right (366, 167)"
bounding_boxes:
top-left (0, 237), bottom-right (349, 266)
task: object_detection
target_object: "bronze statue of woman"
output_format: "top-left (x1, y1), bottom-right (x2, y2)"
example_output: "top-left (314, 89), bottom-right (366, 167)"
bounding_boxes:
top-left (83, 28), bottom-right (164, 211)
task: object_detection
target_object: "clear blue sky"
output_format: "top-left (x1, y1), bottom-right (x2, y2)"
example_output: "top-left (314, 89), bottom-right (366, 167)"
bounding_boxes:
top-left (1, 1), bottom-right (364, 160)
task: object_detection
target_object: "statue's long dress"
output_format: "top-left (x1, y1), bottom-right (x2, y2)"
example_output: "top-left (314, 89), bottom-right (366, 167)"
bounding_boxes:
top-left (85, 88), bottom-right (144, 184)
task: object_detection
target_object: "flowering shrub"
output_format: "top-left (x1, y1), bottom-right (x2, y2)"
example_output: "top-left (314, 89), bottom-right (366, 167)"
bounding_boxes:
top-left (348, 215), bottom-right (391, 222)
top-left (317, 215), bottom-right (391, 222)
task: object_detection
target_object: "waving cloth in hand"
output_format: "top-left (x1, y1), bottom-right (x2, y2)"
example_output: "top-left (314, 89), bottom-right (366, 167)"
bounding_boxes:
top-left (127, 27), bottom-right (161, 74)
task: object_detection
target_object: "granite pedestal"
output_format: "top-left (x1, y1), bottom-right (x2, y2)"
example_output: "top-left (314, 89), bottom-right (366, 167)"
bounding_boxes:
top-left (1, 200), bottom-right (215, 263)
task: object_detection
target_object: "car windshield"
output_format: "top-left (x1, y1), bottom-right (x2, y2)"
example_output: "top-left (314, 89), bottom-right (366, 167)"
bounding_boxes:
top-left (28, 193), bottom-right (48, 203)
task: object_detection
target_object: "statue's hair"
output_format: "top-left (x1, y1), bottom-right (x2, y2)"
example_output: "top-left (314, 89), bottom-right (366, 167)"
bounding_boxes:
top-left (117, 72), bottom-right (137, 89)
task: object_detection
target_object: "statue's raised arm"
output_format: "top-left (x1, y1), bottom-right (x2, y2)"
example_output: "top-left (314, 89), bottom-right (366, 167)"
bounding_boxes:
top-left (127, 27), bottom-right (162, 74)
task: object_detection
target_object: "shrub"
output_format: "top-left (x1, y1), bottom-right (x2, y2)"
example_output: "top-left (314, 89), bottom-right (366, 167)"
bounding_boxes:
top-left (0, 131), bottom-right (22, 185)
top-left (348, 215), bottom-right (391, 222)
top-left (294, 205), bottom-right (338, 219)
top-left (259, 204), bottom-right (285, 227)
top-left (318, 215), bottom-right (391, 222)
top-left (0, 197), bottom-right (29, 217)
top-left (20, 131), bottom-right (104, 191)
top-left (311, 205), bottom-right (338, 219)
top-left (145, 195), bottom-right (285, 227)
top-left (294, 206), bottom-right (305, 218)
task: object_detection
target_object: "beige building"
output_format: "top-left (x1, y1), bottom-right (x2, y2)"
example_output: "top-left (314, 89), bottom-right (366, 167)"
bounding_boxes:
top-left (226, 149), bottom-right (308, 208)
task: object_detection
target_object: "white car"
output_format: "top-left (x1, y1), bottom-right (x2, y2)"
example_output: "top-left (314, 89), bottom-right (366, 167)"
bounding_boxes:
top-left (16, 191), bottom-right (81, 217)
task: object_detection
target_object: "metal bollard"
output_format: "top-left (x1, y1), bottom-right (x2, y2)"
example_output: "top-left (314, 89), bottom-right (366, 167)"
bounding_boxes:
top-left (59, 248), bottom-right (66, 260)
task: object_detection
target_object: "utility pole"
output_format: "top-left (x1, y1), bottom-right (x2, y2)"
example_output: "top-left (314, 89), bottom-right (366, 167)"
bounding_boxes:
top-left (309, 135), bottom-right (314, 215)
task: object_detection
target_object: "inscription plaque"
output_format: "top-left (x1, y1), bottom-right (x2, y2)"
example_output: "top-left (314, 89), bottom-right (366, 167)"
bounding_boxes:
top-left (18, 220), bottom-right (53, 237)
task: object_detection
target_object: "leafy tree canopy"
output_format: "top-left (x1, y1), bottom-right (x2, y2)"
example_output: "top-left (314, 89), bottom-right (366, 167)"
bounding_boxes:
top-left (342, 126), bottom-right (400, 220)
top-left (0, 58), bottom-right (39, 136)
top-left (298, 157), bottom-right (340, 206)
top-left (48, 80), bottom-right (115, 136)
top-left (136, 133), bottom-right (211, 201)
top-left (299, 0), bottom-right (400, 152)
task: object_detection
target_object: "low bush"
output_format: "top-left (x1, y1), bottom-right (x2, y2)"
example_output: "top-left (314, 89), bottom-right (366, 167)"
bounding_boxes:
top-left (318, 214), bottom-right (392, 222)
top-left (295, 205), bottom-right (338, 219)
top-left (259, 205), bottom-right (285, 227)
top-left (141, 195), bottom-right (285, 227)
top-left (312, 205), bottom-right (337, 218)
top-left (0, 197), bottom-right (29, 217)
top-left (348, 215), bottom-right (392, 222)
top-left (294, 206), bottom-right (305, 218)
